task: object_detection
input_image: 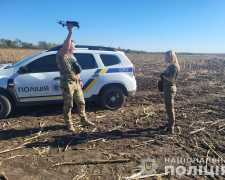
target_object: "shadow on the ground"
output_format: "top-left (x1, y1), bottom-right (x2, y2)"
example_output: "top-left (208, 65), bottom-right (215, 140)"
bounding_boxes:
top-left (5, 101), bottom-right (102, 119)
top-left (0, 124), bottom-right (162, 150)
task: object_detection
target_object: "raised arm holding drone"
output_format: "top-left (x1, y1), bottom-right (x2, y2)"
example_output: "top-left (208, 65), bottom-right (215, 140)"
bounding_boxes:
top-left (60, 23), bottom-right (74, 57)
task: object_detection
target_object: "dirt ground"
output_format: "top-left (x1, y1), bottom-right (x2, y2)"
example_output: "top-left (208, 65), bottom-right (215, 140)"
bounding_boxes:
top-left (0, 54), bottom-right (225, 180)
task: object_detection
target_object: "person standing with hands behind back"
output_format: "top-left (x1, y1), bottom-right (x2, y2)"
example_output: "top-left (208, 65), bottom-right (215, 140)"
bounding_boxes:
top-left (154, 50), bottom-right (180, 135)
top-left (56, 23), bottom-right (95, 134)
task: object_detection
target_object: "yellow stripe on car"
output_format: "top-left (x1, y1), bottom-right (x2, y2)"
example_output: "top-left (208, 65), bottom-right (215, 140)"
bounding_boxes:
top-left (99, 69), bottom-right (107, 74)
top-left (83, 78), bottom-right (99, 94)
top-left (19, 96), bottom-right (63, 101)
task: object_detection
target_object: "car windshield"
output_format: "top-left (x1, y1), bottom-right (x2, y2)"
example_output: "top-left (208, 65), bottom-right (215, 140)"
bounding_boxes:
top-left (10, 53), bottom-right (42, 68)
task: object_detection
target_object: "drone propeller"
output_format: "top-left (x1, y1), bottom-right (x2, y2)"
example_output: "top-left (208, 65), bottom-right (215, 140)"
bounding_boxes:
top-left (57, 20), bottom-right (65, 25)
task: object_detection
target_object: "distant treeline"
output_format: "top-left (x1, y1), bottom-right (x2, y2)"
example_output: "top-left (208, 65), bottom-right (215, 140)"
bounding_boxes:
top-left (0, 38), bottom-right (200, 55)
top-left (0, 38), bottom-right (60, 50)
top-left (114, 47), bottom-right (199, 55)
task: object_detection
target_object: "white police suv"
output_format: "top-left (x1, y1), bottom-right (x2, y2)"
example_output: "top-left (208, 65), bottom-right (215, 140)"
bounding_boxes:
top-left (0, 45), bottom-right (136, 119)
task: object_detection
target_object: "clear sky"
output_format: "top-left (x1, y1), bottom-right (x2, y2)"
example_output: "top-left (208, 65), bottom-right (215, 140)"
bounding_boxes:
top-left (0, 0), bottom-right (224, 53)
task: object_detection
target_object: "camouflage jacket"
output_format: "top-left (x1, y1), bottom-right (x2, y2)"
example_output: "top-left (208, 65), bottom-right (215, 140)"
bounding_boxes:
top-left (56, 49), bottom-right (79, 83)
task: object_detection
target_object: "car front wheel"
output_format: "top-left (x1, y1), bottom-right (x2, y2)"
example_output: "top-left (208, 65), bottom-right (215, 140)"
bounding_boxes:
top-left (100, 86), bottom-right (125, 110)
top-left (0, 94), bottom-right (12, 119)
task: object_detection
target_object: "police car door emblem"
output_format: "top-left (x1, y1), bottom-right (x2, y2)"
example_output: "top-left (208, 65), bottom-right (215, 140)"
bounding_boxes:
top-left (51, 83), bottom-right (60, 93)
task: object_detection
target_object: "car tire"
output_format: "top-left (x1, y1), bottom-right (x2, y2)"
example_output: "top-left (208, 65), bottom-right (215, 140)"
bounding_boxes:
top-left (0, 94), bottom-right (12, 119)
top-left (100, 86), bottom-right (125, 110)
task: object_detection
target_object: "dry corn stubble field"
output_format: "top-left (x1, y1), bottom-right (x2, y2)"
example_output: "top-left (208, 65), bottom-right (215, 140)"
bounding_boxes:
top-left (0, 48), bottom-right (43, 64)
top-left (0, 48), bottom-right (225, 180)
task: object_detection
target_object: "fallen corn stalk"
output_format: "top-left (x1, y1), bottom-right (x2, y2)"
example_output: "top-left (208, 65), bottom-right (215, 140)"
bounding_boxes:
top-left (53, 159), bottom-right (131, 167)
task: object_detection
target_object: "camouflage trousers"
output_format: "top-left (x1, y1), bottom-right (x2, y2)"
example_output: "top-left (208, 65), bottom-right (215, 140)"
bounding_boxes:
top-left (61, 80), bottom-right (86, 125)
top-left (164, 86), bottom-right (177, 129)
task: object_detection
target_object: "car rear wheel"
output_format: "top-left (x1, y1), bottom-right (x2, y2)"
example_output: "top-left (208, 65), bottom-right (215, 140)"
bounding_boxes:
top-left (0, 94), bottom-right (12, 119)
top-left (100, 86), bottom-right (125, 110)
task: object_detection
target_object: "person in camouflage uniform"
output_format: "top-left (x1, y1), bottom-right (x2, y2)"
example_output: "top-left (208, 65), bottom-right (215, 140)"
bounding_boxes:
top-left (56, 23), bottom-right (95, 133)
top-left (154, 50), bottom-right (180, 135)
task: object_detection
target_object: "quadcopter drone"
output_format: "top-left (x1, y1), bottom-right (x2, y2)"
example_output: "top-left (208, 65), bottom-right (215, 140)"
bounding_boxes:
top-left (57, 21), bottom-right (80, 29)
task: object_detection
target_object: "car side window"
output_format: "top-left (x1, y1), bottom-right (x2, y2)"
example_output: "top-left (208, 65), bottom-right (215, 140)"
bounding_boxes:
top-left (73, 53), bottom-right (98, 70)
top-left (100, 54), bottom-right (120, 66)
top-left (27, 55), bottom-right (58, 73)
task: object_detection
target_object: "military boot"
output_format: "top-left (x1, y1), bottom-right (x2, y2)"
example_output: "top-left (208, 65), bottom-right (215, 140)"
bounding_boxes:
top-left (161, 127), bottom-right (174, 135)
top-left (80, 118), bottom-right (95, 126)
top-left (67, 123), bottom-right (76, 134)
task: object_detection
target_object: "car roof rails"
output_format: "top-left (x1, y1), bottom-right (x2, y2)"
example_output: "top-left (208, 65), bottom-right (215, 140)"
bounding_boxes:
top-left (47, 45), bottom-right (116, 52)
top-left (46, 45), bottom-right (63, 52)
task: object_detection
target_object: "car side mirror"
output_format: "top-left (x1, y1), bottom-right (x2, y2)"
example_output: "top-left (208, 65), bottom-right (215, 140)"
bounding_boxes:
top-left (17, 66), bottom-right (29, 74)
